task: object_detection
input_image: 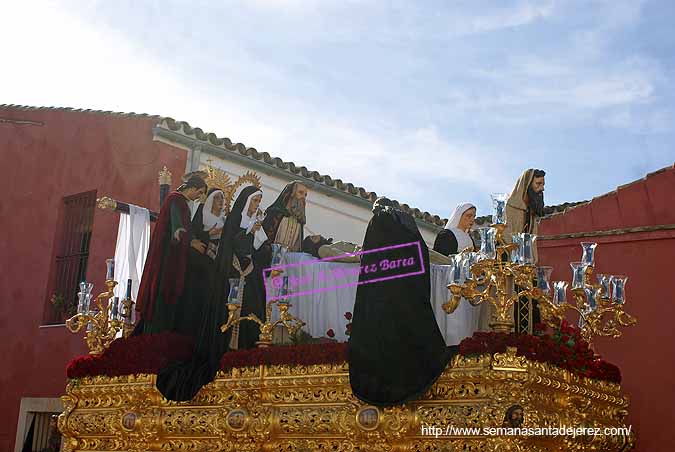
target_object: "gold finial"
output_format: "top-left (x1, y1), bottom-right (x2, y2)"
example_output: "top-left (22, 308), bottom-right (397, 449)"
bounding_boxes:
top-left (158, 166), bottom-right (172, 185)
top-left (96, 196), bottom-right (118, 211)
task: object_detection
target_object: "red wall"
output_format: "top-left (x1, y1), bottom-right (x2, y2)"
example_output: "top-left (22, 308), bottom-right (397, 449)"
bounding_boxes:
top-left (0, 107), bottom-right (187, 452)
top-left (538, 164), bottom-right (675, 451)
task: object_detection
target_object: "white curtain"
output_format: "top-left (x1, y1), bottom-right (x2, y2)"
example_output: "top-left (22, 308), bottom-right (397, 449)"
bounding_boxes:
top-left (113, 205), bottom-right (151, 322)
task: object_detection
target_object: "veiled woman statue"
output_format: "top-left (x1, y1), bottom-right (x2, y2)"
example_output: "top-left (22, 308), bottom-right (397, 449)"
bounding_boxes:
top-left (348, 197), bottom-right (457, 406)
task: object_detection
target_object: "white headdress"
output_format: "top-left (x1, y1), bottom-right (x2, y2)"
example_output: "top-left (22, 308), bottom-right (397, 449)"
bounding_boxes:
top-left (238, 188), bottom-right (268, 250)
top-left (444, 202), bottom-right (476, 253)
top-left (202, 190), bottom-right (225, 231)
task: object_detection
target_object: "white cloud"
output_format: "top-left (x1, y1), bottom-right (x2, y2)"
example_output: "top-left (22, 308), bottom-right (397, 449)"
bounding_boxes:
top-left (467, 0), bottom-right (557, 34)
top-left (0, 1), bottom-right (513, 218)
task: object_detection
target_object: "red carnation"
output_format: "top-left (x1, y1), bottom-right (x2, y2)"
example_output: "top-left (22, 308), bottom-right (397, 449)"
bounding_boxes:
top-left (344, 312), bottom-right (353, 320)
top-left (326, 329), bottom-right (335, 338)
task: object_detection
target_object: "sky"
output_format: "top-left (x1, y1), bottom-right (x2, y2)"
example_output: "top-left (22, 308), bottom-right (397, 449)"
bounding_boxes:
top-left (2, 0), bottom-right (674, 217)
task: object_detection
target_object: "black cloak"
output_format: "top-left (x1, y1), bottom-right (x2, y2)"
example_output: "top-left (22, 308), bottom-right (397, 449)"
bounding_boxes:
top-left (261, 180), bottom-right (305, 246)
top-left (155, 185), bottom-right (263, 401)
top-left (348, 198), bottom-right (456, 406)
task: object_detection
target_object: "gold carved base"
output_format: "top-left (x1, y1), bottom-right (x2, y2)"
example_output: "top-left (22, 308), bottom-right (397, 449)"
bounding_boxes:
top-left (59, 348), bottom-right (635, 451)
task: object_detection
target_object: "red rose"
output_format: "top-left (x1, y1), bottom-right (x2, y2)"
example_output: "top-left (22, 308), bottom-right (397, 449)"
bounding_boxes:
top-left (344, 312), bottom-right (353, 320)
top-left (326, 329), bottom-right (335, 338)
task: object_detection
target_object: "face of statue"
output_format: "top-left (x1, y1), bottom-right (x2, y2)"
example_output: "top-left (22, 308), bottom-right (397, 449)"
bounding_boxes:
top-left (510, 408), bottom-right (524, 427)
top-left (248, 194), bottom-right (262, 216)
top-left (287, 184), bottom-right (308, 223)
top-left (212, 192), bottom-right (224, 215)
top-left (531, 176), bottom-right (545, 193)
top-left (458, 208), bottom-right (476, 231)
top-left (294, 184), bottom-right (308, 202)
top-left (185, 186), bottom-right (207, 201)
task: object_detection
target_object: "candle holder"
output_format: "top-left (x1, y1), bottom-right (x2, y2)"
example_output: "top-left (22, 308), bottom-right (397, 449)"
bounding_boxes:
top-left (65, 261), bottom-right (136, 354)
top-left (478, 227), bottom-right (497, 260)
top-left (490, 193), bottom-right (508, 225)
top-left (221, 274), bottom-right (304, 348)
top-left (536, 266), bottom-right (553, 295)
top-left (581, 242), bottom-right (597, 266)
top-left (516, 233), bottom-right (536, 265)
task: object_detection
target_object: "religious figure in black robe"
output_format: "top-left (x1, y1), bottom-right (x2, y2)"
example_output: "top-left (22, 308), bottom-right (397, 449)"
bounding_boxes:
top-left (225, 186), bottom-right (272, 350)
top-left (134, 175), bottom-right (207, 334)
top-left (155, 185), bottom-right (270, 401)
top-left (348, 197), bottom-right (457, 406)
top-left (261, 181), bottom-right (308, 252)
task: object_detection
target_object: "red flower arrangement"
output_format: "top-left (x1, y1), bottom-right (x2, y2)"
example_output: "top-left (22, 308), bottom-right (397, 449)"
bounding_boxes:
top-left (66, 332), bottom-right (194, 379)
top-left (458, 320), bottom-right (621, 383)
top-left (220, 342), bottom-right (348, 372)
top-left (66, 321), bottom-right (620, 384)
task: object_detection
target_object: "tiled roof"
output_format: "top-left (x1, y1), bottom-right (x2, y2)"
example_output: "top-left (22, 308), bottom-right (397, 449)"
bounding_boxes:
top-left (157, 117), bottom-right (450, 226)
top-left (0, 103), bottom-right (162, 120)
top-left (2, 103), bottom-right (584, 228)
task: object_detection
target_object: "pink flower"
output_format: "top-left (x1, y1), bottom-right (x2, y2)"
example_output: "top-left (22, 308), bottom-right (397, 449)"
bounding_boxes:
top-left (326, 329), bottom-right (335, 338)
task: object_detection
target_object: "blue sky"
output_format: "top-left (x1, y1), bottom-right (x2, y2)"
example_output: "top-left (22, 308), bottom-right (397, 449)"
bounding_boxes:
top-left (2, 0), bottom-right (674, 217)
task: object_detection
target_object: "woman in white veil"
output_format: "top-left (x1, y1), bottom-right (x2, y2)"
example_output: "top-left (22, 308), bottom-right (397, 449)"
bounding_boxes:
top-left (431, 202), bottom-right (487, 345)
top-left (433, 202), bottom-right (476, 256)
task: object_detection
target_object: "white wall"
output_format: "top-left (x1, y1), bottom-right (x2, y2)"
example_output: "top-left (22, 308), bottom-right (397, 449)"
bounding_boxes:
top-left (201, 154), bottom-right (439, 247)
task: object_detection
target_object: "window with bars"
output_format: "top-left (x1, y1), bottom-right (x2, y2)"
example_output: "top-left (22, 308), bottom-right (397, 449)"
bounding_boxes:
top-left (44, 191), bottom-right (96, 325)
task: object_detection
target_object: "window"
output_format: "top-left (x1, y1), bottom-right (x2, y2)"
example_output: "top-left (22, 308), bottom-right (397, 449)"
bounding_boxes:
top-left (21, 412), bottom-right (62, 452)
top-left (44, 190), bottom-right (96, 324)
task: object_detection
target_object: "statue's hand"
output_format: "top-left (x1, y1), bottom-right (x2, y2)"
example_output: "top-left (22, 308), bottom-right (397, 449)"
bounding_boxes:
top-left (173, 228), bottom-right (186, 242)
top-left (191, 240), bottom-right (206, 254)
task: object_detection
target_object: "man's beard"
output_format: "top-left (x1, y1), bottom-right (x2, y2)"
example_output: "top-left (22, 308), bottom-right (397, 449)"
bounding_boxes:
top-left (527, 187), bottom-right (545, 217)
top-left (288, 197), bottom-right (306, 224)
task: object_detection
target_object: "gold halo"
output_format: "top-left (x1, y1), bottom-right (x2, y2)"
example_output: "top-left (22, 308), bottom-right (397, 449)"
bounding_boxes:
top-left (224, 171), bottom-right (262, 214)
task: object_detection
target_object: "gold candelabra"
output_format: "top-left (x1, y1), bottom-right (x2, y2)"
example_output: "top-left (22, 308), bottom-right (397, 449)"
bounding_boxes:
top-left (221, 297), bottom-right (305, 348)
top-left (221, 250), bottom-right (305, 347)
top-left (443, 223), bottom-right (537, 333)
top-left (536, 264), bottom-right (636, 345)
top-left (443, 203), bottom-right (637, 346)
top-left (65, 279), bottom-right (135, 355)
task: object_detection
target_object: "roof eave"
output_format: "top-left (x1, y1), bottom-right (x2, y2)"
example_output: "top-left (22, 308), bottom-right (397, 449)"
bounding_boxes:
top-left (153, 125), bottom-right (441, 233)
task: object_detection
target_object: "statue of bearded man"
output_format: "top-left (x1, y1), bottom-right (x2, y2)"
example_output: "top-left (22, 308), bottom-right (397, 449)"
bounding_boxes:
top-left (261, 181), bottom-right (308, 252)
top-left (504, 168), bottom-right (546, 263)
